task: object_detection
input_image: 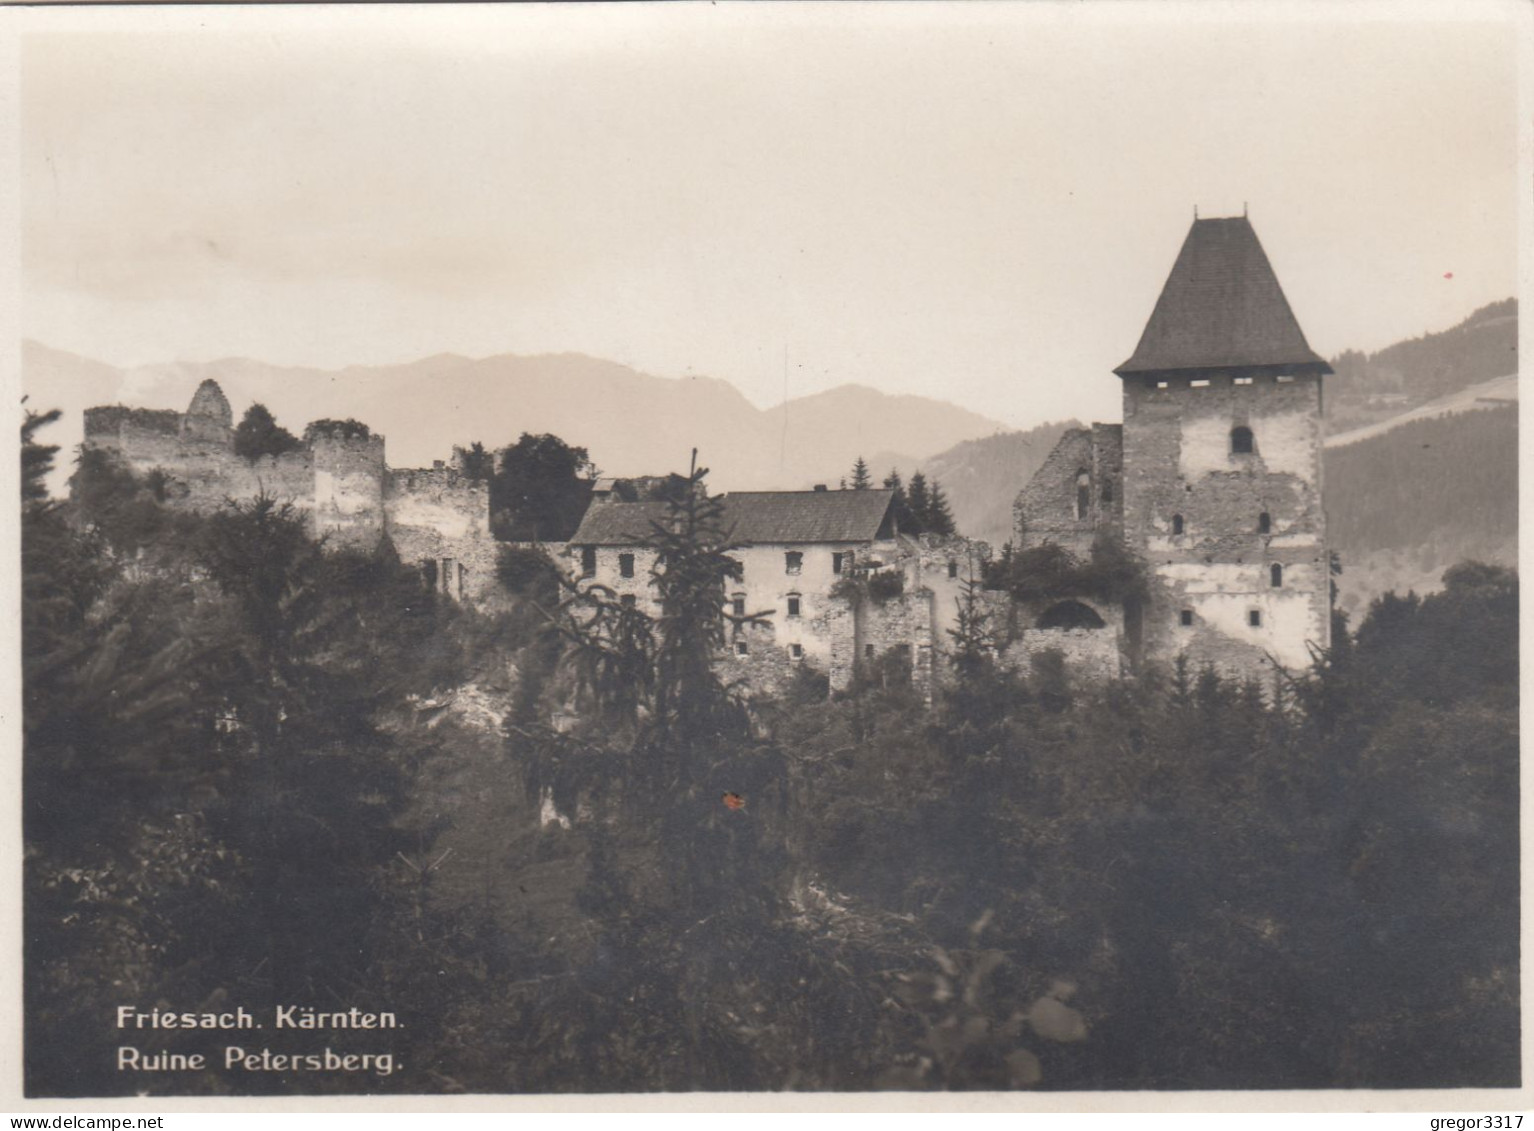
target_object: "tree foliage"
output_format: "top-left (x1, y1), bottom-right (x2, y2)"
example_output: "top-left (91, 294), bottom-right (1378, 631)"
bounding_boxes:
top-left (492, 432), bottom-right (596, 542)
top-left (21, 402), bottom-right (1518, 1094)
top-left (232, 403), bottom-right (301, 461)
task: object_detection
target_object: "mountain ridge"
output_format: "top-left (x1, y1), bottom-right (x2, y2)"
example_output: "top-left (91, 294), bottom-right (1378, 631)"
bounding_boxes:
top-left (22, 340), bottom-right (1004, 498)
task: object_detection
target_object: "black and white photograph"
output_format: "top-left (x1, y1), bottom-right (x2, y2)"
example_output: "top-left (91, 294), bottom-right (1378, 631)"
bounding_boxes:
top-left (6, 0), bottom-right (1527, 1108)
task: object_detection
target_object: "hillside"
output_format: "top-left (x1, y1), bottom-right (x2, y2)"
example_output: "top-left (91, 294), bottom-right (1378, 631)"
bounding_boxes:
top-left (23, 342), bottom-right (1006, 498)
top-left (1326, 298), bottom-right (1517, 434)
top-left (1325, 404), bottom-right (1517, 618)
top-left (886, 421), bottom-right (1082, 547)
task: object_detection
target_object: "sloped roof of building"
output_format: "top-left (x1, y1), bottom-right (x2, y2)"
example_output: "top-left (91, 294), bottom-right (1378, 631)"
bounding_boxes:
top-left (1115, 216), bottom-right (1333, 377)
top-left (569, 489), bottom-right (896, 545)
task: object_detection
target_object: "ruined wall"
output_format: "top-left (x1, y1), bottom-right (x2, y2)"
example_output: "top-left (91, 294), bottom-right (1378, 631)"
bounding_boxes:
top-left (85, 404), bottom-right (318, 517)
top-left (852, 585), bottom-right (938, 704)
top-left (311, 435), bottom-right (387, 550)
top-left (1013, 425), bottom-right (1123, 558)
top-left (386, 467), bottom-right (498, 603)
top-left (896, 533), bottom-right (991, 656)
top-left (1000, 596), bottom-right (1126, 683)
top-left (1121, 371), bottom-right (1329, 674)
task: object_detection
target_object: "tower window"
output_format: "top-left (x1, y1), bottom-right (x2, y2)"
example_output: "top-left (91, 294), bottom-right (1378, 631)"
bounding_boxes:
top-left (789, 643), bottom-right (803, 660)
top-left (1276, 374), bottom-right (1295, 383)
top-left (620, 594), bottom-right (636, 609)
top-left (580, 546), bottom-right (597, 578)
top-left (947, 560), bottom-right (959, 579)
top-left (736, 640), bottom-right (749, 656)
top-left (1249, 610), bottom-right (1262, 627)
top-left (1234, 376), bottom-right (1254, 386)
top-left (1231, 426), bottom-right (1254, 454)
top-left (832, 551), bottom-right (846, 574)
top-left (1270, 563), bottom-right (1283, 588)
top-left (1155, 380), bottom-right (1169, 389)
top-left (1180, 609), bottom-right (1194, 627)
top-left (1258, 512), bottom-right (1271, 534)
top-left (1171, 514), bottom-right (1184, 536)
top-left (731, 593), bottom-right (746, 617)
top-left (1075, 471), bottom-right (1090, 520)
top-left (1190, 378), bottom-right (1211, 388)
top-left (618, 552), bottom-right (635, 578)
top-left (864, 644), bottom-right (875, 659)
top-left (787, 594), bottom-right (801, 617)
top-left (785, 551), bottom-right (803, 575)
top-left (1101, 479), bottom-right (1114, 504)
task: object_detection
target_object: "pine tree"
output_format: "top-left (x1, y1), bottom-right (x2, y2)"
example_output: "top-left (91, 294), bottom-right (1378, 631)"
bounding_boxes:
top-left (883, 469), bottom-right (920, 534)
top-left (849, 456), bottom-right (872, 490)
top-left (906, 472), bottom-right (931, 535)
top-left (926, 479), bottom-right (956, 536)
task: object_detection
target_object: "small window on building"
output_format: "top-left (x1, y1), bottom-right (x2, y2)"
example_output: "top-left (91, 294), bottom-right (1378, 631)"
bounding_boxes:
top-left (736, 640), bottom-right (749, 656)
top-left (1231, 426), bottom-right (1254, 454)
top-left (580, 546), bottom-right (597, 578)
top-left (789, 643), bottom-right (803, 660)
top-left (832, 551), bottom-right (846, 574)
top-left (1258, 512), bottom-right (1271, 534)
top-left (1234, 376), bottom-right (1254, 386)
top-left (1155, 380), bottom-right (1170, 389)
top-left (1101, 479), bottom-right (1114, 504)
top-left (1076, 470), bottom-right (1090, 520)
top-left (864, 644), bottom-right (875, 659)
top-left (1171, 514), bottom-right (1184, 536)
top-left (618, 552), bottom-right (635, 578)
top-left (1276, 374), bottom-right (1295, 383)
top-left (1180, 609), bottom-right (1194, 627)
top-left (787, 594), bottom-right (801, 617)
top-left (731, 593), bottom-right (746, 617)
top-left (785, 551), bottom-right (803, 575)
top-left (620, 594), bottom-right (636, 609)
top-left (1249, 609), bottom-right (1262, 627)
top-left (1190, 378), bottom-right (1211, 388)
top-left (1270, 563), bottom-right (1283, 588)
top-left (947, 560), bottom-right (958, 579)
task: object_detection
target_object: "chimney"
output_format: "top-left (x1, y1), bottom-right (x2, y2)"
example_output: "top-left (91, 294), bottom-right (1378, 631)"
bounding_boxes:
top-left (813, 484), bottom-right (828, 492)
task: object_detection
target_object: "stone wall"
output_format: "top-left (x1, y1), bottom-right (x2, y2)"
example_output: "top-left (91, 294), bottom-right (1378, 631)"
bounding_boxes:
top-left (386, 467), bottom-right (498, 603)
top-left (1000, 595), bottom-right (1126, 683)
top-left (1013, 425), bottom-right (1123, 558)
top-left (312, 434), bottom-right (387, 549)
top-left (1121, 371), bottom-right (1329, 674)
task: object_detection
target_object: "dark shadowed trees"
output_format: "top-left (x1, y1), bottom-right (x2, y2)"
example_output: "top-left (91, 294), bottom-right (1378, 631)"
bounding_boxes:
top-left (492, 432), bottom-right (596, 542)
top-left (232, 403), bottom-right (301, 461)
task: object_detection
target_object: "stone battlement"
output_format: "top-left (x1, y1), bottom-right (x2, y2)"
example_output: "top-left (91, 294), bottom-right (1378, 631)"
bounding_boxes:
top-left (80, 381), bottom-right (496, 599)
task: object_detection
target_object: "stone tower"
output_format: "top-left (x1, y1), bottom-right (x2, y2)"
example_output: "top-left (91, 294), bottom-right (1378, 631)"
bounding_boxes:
top-left (1114, 215), bottom-right (1333, 676)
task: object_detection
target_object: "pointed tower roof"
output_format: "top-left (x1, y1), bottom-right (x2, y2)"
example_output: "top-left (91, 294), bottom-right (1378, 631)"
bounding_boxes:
top-left (1115, 216), bottom-right (1332, 378)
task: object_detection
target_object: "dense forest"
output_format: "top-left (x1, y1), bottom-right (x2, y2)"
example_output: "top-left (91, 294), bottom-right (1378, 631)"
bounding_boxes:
top-left (23, 410), bottom-right (1518, 1096)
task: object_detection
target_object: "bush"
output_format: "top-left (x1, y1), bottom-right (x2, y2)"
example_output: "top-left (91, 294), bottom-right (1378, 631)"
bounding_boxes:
top-left (867, 570), bottom-right (905, 603)
top-left (497, 544), bottom-right (559, 599)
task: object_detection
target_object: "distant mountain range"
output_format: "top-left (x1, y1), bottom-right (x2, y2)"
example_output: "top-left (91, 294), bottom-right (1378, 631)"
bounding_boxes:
top-left (22, 342), bottom-right (1007, 498)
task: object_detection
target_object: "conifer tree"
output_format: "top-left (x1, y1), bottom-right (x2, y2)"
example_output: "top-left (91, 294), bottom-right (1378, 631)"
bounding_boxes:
top-left (906, 472), bottom-right (931, 535)
top-left (926, 478), bottom-right (956, 536)
top-left (849, 456), bottom-right (872, 490)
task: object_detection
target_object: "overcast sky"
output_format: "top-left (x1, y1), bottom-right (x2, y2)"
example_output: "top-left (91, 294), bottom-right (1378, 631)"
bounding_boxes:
top-left (17, 2), bottom-right (1522, 431)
